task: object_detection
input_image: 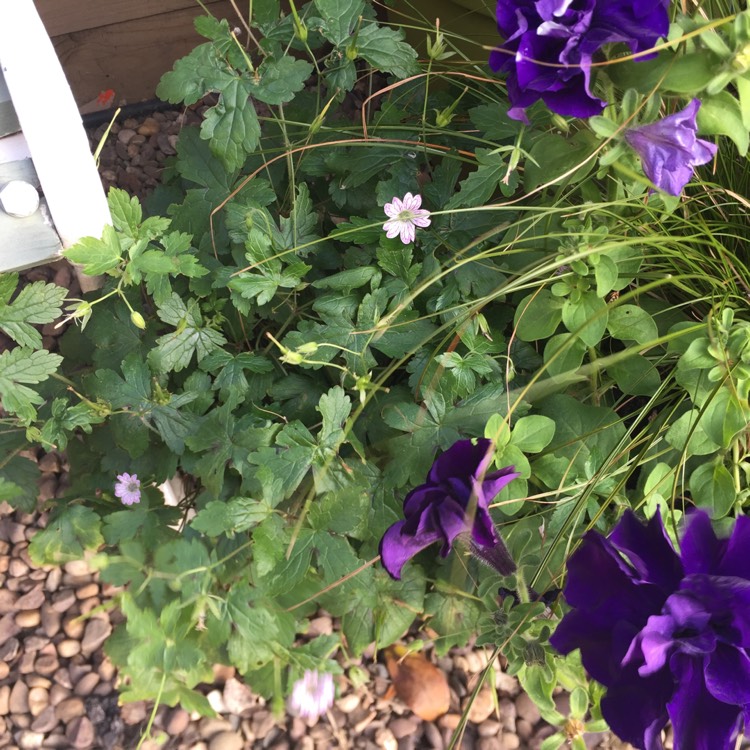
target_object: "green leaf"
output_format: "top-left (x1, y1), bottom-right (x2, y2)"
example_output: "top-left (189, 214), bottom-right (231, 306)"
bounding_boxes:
top-left (312, 267), bottom-right (379, 291)
top-left (697, 91), bottom-right (748, 155)
top-left (250, 56), bottom-right (313, 105)
top-left (356, 24), bottom-right (419, 79)
top-left (446, 148), bottom-right (509, 209)
top-left (375, 566), bottom-right (425, 648)
top-left (607, 305), bottom-right (658, 344)
top-left (29, 506), bottom-right (104, 565)
top-left (608, 354), bottom-right (661, 396)
top-left (64, 224), bottom-right (123, 275)
top-left (0, 348), bottom-right (63, 424)
top-left (469, 103), bottom-right (522, 140)
top-left (562, 291), bottom-right (608, 347)
top-left (689, 460), bottom-right (736, 518)
top-left (191, 497), bottom-right (272, 536)
top-left (665, 409), bottom-right (720, 456)
top-left (156, 43), bottom-right (235, 105)
top-left (703, 389), bottom-right (750, 448)
top-left (543, 333), bottom-right (586, 378)
top-left (0, 280), bottom-right (66, 349)
top-left (314, 0), bottom-right (365, 46)
top-left (109, 188), bottom-right (143, 236)
top-left (514, 290), bottom-right (563, 342)
top-left (200, 78), bottom-right (262, 171)
top-left (317, 386), bottom-right (352, 452)
top-left (510, 415), bottom-right (556, 453)
top-left (150, 294), bottom-right (227, 373)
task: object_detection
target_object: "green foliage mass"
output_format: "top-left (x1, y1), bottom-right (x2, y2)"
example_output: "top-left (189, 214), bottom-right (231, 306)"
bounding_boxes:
top-left (2, 0), bottom-right (750, 741)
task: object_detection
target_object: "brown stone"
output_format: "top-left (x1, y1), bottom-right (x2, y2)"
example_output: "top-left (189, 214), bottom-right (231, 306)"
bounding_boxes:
top-left (26, 676), bottom-right (51, 690)
top-left (0, 590), bottom-right (16, 615)
top-left (9, 680), bottom-right (29, 713)
top-left (34, 655), bottom-right (59, 676)
top-left (62, 615), bottom-right (84, 639)
top-left (57, 639), bottom-right (81, 658)
top-left (30, 705), bottom-right (59, 733)
top-left (28, 687), bottom-right (49, 717)
top-left (14, 585), bottom-right (45, 611)
top-left (51, 591), bottom-right (75, 614)
top-left (208, 731), bottom-right (244, 750)
top-left (16, 729), bottom-right (44, 749)
top-left (0, 662), bottom-right (8, 680)
top-left (0, 613), bottom-right (20, 645)
top-left (45, 567), bottom-right (62, 593)
top-left (165, 707), bottom-right (190, 736)
top-left (466, 688), bottom-right (495, 724)
top-left (65, 715), bottom-right (95, 749)
top-left (41, 604), bottom-right (61, 637)
top-left (54, 697), bottom-right (85, 723)
top-left (48, 684), bottom-right (69, 707)
top-left (222, 678), bottom-right (254, 715)
top-left (0, 685), bottom-right (10, 715)
top-left (15, 610), bottom-right (41, 629)
top-left (75, 583), bottom-right (98, 600)
top-left (120, 700), bottom-right (148, 725)
top-left (81, 619), bottom-right (111, 655)
top-left (18, 652), bottom-right (36, 674)
top-left (73, 672), bottom-right (100, 697)
top-left (0, 637), bottom-right (19, 661)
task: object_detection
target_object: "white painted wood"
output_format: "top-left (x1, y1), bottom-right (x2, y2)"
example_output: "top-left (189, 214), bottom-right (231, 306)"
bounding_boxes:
top-left (0, 0), bottom-right (111, 249)
top-left (0, 133), bottom-right (31, 164)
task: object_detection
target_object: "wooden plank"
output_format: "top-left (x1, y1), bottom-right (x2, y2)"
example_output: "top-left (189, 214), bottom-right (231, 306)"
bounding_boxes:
top-left (34, 0), bottom-right (230, 38)
top-left (50, 1), bottom-right (237, 105)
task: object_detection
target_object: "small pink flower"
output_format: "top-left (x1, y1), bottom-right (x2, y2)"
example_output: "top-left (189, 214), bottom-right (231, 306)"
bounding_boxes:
top-left (289, 670), bottom-right (335, 720)
top-left (114, 473), bottom-right (141, 505)
top-left (383, 192), bottom-right (431, 245)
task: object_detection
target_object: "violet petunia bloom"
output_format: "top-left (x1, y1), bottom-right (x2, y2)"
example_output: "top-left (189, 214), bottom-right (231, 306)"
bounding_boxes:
top-left (380, 438), bottom-right (519, 580)
top-left (114, 473), bottom-right (141, 505)
top-left (623, 99), bottom-right (718, 196)
top-left (382, 193), bottom-right (431, 245)
top-left (289, 670), bottom-right (335, 720)
top-left (550, 509), bottom-right (750, 750)
top-left (489, 0), bottom-right (669, 121)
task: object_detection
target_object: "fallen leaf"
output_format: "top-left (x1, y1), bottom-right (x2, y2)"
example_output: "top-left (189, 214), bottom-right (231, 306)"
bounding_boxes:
top-left (385, 645), bottom-right (450, 721)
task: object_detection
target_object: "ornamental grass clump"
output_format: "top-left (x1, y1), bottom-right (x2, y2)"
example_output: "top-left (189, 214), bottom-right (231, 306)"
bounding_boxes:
top-left (0, 0), bottom-right (748, 747)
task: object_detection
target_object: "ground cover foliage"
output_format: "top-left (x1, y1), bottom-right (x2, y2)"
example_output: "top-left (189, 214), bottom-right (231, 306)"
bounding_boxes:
top-left (2, 0), bottom-right (750, 746)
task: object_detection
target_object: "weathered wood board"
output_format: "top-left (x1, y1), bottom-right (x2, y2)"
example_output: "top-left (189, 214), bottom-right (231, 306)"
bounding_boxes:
top-left (35, 0), bottom-right (239, 106)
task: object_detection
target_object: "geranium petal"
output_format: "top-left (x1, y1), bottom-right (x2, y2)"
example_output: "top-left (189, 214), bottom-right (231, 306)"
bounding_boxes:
top-left (384, 220), bottom-right (401, 239)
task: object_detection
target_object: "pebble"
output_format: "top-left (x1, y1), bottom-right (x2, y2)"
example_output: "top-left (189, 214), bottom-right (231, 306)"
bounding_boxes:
top-left (166, 707), bottom-right (190, 735)
top-left (467, 687), bottom-right (495, 724)
top-left (222, 678), bottom-right (254, 715)
top-left (0, 612), bottom-right (20, 644)
top-left (0, 662), bottom-right (8, 679)
top-left (81, 619), bottom-right (111, 655)
top-left (58, 639), bottom-right (81, 658)
top-left (389, 716), bottom-right (419, 739)
top-left (0, 685), bottom-right (10, 715)
top-left (502, 733), bottom-right (520, 750)
top-left (45, 567), bottom-right (61, 593)
top-left (55, 697), bottom-right (85, 723)
top-left (30, 705), bottom-right (58, 734)
top-left (34, 655), bottom-right (59, 676)
top-left (0, 590), bottom-right (16, 614)
top-left (514, 693), bottom-right (541, 725)
top-left (65, 715), bottom-right (95, 748)
top-left (208, 731), bottom-right (244, 750)
top-left (15, 586), bottom-right (45, 610)
top-left (10, 681), bottom-right (29, 713)
top-left (74, 672), bottom-right (100, 697)
top-left (51, 591), bottom-right (75, 613)
top-left (15, 610), bottom-right (41, 629)
top-left (375, 727), bottom-right (398, 750)
top-left (27, 687), bottom-right (48, 717)
top-left (16, 729), bottom-right (44, 749)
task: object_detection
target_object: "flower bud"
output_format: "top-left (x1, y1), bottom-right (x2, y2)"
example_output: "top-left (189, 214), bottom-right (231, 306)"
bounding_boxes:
top-left (523, 641), bottom-right (546, 667)
top-left (130, 311), bottom-right (147, 330)
top-left (345, 43), bottom-right (358, 61)
top-left (297, 342), bottom-right (319, 355)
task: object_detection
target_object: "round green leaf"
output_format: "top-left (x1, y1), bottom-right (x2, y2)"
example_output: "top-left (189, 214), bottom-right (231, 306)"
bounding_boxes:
top-left (607, 305), bottom-right (658, 344)
top-left (544, 333), bottom-right (587, 377)
top-left (514, 290), bottom-right (563, 342)
top-left (689, 461), bottom-right (736, 518)
top-left (510, 415), bottom-right (556, 453)
top-left (562, 292), bottom-right (608, 347)
top-left (608, 354), bottom-right (661, 396)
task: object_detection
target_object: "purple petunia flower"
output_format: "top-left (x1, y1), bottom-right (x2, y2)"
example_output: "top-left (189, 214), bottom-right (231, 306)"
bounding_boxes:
top-left (382, 193), bottom-right (431, 245)
top-left (289, 670), bottom-right (335, 720)
top-left (489, 0), bottom-right (669, 121)
top-left (623, 99), bottom-right (718, 195)
top-left (380, 438), bottom-right (519, 580)
top-left (114, 473), bottom-right (141, 505)
top-left (550, 509), bottom-right (750, 750)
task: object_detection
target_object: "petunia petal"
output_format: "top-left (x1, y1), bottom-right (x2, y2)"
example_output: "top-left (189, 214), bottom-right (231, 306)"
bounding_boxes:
top-left (428, 439), bottom-right (492, 485)
top-left (379, 521), bottom-right (442, 580)
top-left (608, 509), bottom-right (683, 591)
top-left (718, 514), bottom-right (750, 578)
top-left (668, 655), bottom-right (742, 750)
top-left (705, 642), bottom-right (750, 706)
top-left (679, 511), bottom-right (724, 575)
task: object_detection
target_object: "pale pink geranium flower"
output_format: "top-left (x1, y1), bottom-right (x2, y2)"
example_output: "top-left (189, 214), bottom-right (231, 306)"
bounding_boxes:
top-left (114, 473), bottom-right (141, 505)
top-left (383, 192), bottom-right (431, 244)
top-left (289, 670), bottom-right (335, 721)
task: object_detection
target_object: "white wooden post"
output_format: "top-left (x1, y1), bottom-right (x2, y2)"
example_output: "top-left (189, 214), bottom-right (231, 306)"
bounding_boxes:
top-left (0, 0), bottom-right (111, 253)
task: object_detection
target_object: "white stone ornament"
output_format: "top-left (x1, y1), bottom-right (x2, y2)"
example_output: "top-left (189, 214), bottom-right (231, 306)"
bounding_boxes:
top-left (0, 180), bottom-right (40, 218)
